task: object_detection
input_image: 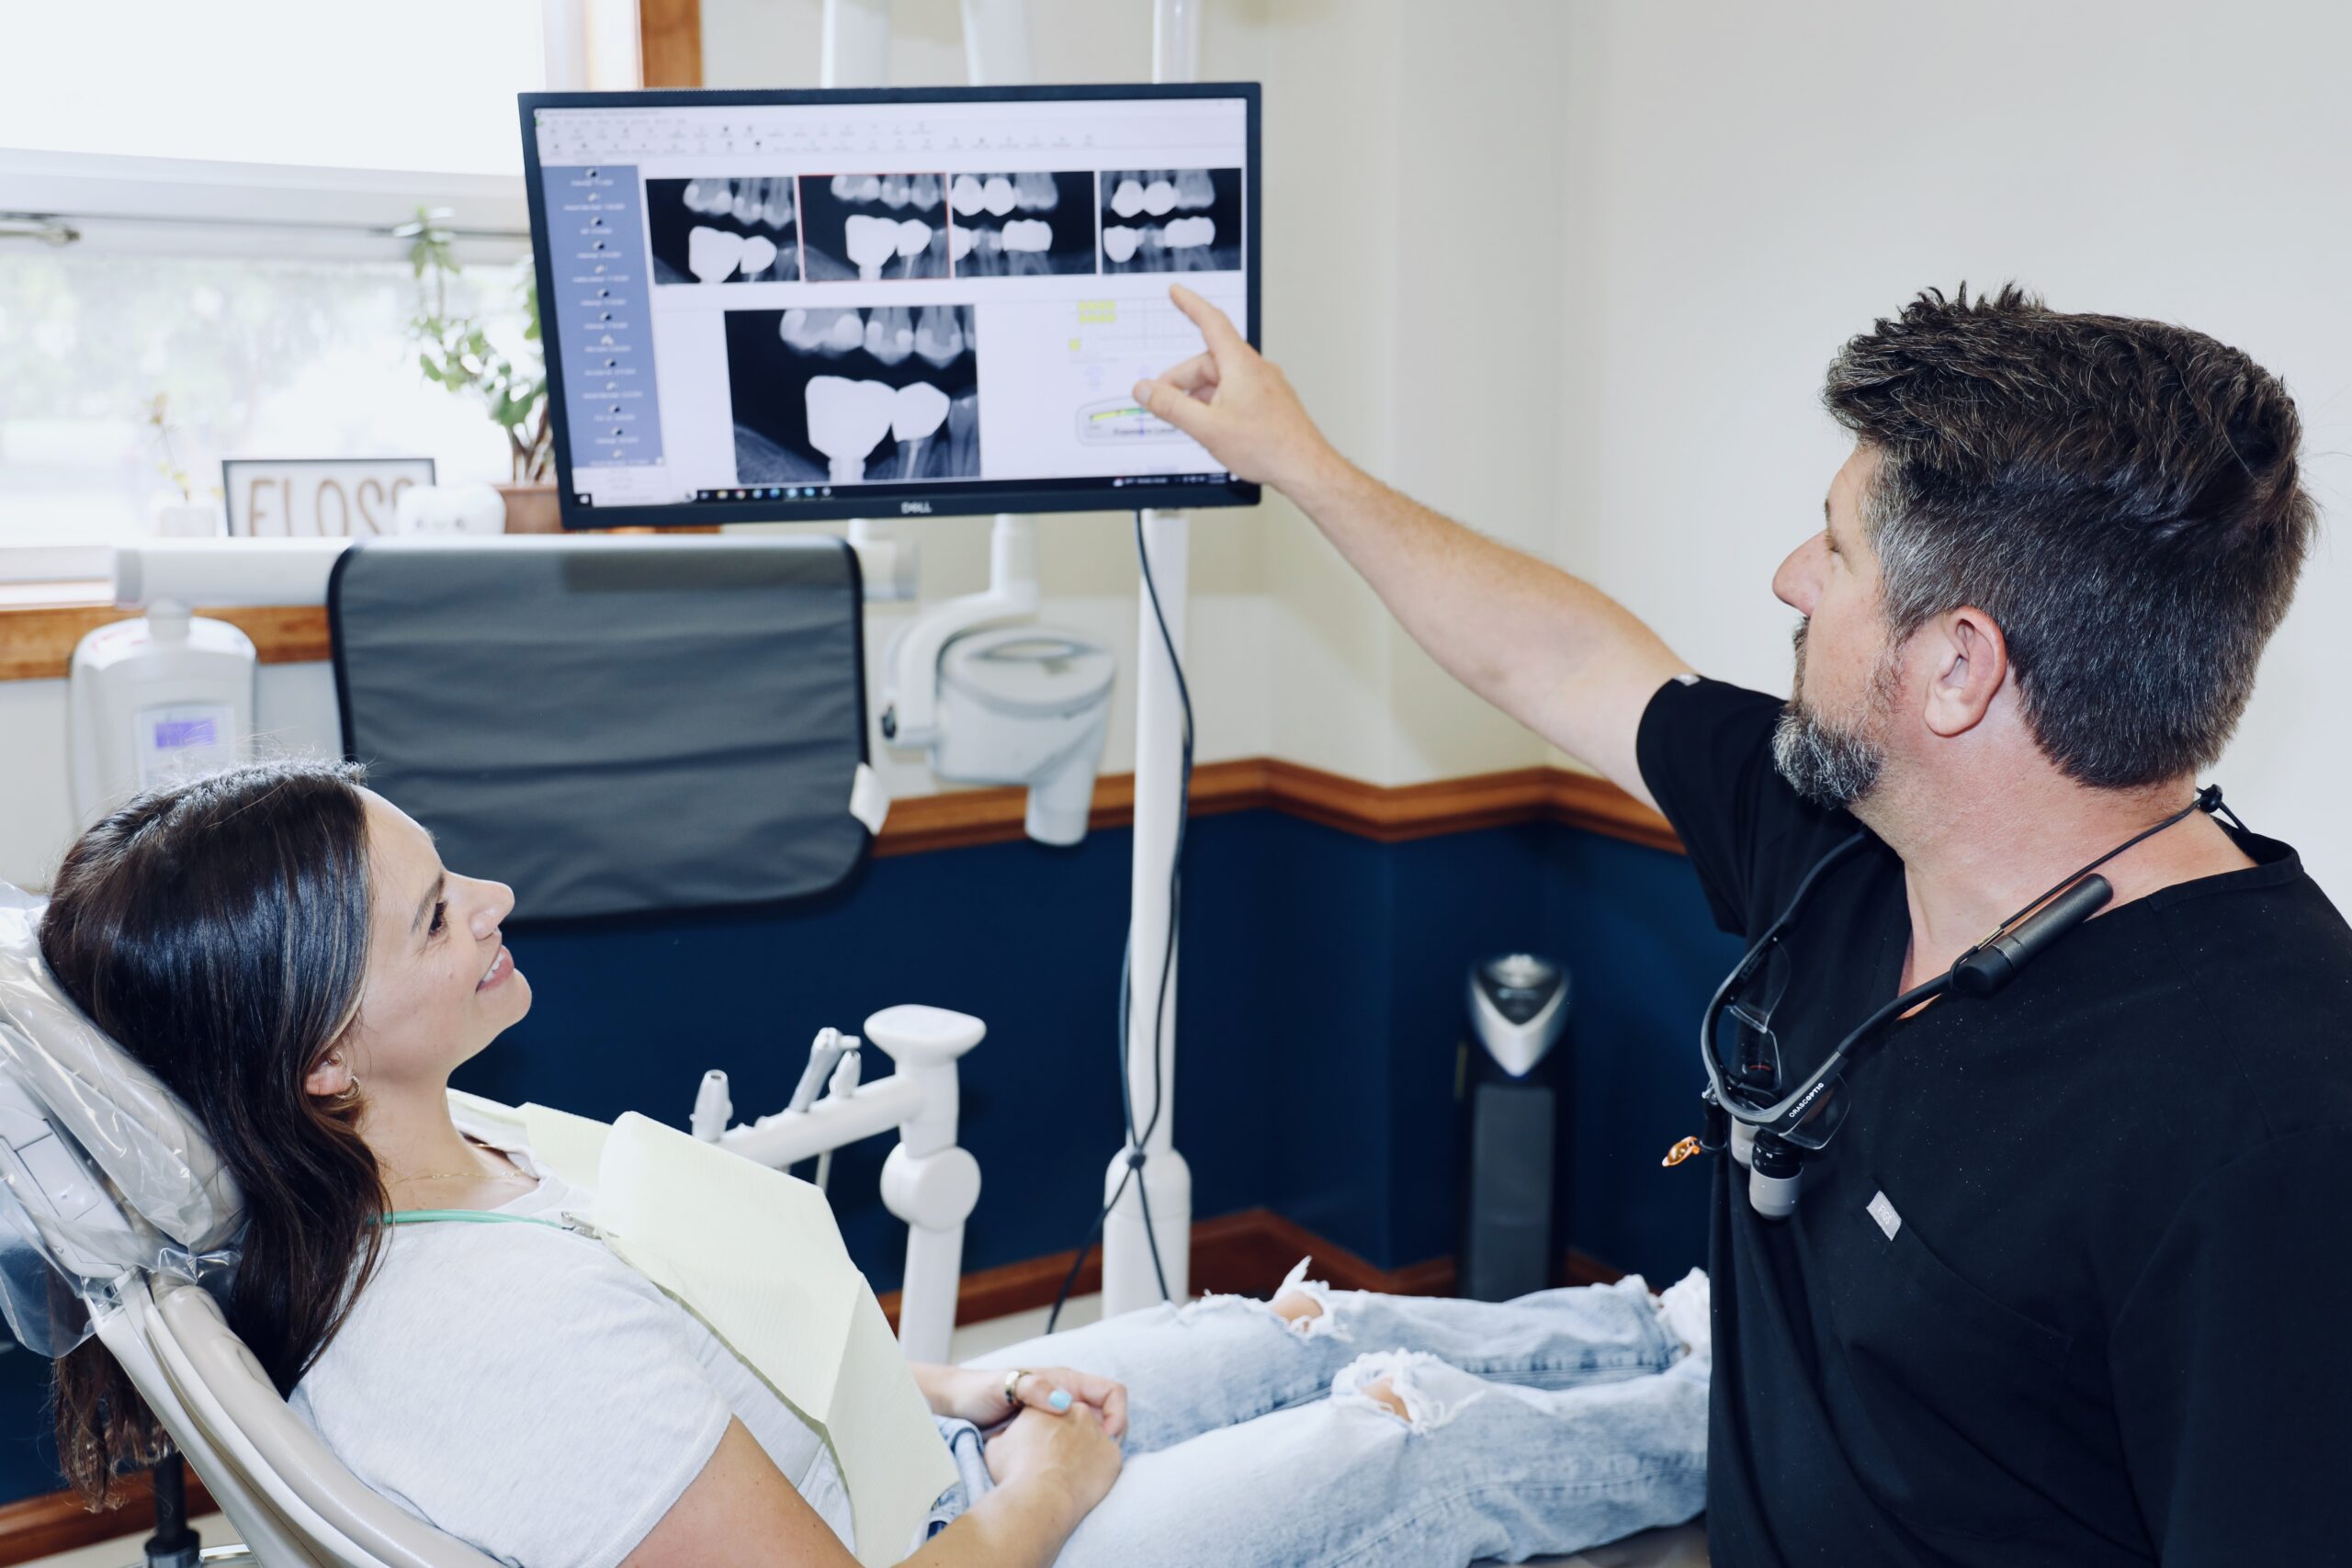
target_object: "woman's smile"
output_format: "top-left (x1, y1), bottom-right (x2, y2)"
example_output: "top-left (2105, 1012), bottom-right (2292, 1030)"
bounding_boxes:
top-left (477, 944), bottom-right (514, 992)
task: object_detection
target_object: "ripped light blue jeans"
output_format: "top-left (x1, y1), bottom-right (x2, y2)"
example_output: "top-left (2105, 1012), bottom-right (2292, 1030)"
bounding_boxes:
top-left (924, 1266), bottom-right (1709, 1566)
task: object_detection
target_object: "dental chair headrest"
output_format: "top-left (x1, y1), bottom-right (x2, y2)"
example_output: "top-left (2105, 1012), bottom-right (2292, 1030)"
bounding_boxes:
top-left (0, 883), bottom-right (243, 1276)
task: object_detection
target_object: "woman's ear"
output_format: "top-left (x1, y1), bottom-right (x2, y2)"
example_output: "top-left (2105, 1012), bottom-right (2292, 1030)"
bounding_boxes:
top-left (304, 1050), bottom-right (357, 1102)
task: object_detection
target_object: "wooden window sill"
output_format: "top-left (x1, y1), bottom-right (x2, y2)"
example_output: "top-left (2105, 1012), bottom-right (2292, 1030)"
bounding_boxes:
top-left (0, 598), bottom-right (331, 681)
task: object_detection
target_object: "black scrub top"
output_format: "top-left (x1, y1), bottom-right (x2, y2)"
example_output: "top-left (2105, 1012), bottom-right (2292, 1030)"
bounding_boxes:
top-left (1636, 676), bottom-right (2352, 1568)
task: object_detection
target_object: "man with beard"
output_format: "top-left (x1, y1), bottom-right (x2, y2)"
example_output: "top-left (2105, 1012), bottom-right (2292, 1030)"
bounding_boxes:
top-left (1134, 283), bottom-right (2352, 1566)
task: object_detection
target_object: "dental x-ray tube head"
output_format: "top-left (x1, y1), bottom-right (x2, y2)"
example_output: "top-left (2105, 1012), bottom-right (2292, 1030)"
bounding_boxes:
top-left (518, 85), bottom-right (1262, 530)
top-left (930, 626), bottom-right (1114, 845)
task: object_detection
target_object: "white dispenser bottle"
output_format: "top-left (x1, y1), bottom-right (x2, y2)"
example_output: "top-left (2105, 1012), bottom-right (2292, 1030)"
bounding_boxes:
top-left (67, 601), bottom-right (255, 825)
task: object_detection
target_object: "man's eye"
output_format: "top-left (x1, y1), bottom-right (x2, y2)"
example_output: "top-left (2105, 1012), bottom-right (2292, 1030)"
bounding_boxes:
top-left (428, 901), bottom-right (447, 936)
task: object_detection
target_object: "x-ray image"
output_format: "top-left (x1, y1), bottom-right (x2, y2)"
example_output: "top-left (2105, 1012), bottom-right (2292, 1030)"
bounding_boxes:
top-left (1097, 168), bottom-right (1243, 274)
top-left (725, 306), bottom-right (979, 485)
top-left (946, 172), bottom-right (1098, 276)
top-left (799, 173), bottom-right (951, 281)
top-left (646, 177), bottom-right (800, 285)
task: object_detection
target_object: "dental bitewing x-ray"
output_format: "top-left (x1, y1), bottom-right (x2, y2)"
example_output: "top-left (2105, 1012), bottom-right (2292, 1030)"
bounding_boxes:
top-left (527, 89), bottom-right (1261, 529)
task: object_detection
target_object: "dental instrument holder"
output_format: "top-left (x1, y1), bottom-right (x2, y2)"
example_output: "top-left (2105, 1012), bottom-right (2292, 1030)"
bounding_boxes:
top-left (690, 1006), bottom-right (982, 1363)
top-left (814, 1041), bottom-right (864, 1191)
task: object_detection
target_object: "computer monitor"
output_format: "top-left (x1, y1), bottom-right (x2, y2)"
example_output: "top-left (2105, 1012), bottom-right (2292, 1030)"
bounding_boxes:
top-left (518, 85), bottom-right (1261, 529)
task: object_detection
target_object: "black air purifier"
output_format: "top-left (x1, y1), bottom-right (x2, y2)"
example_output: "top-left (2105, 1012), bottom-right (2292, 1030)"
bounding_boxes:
top-left (1457, 953), bottom-right (1571, 1302)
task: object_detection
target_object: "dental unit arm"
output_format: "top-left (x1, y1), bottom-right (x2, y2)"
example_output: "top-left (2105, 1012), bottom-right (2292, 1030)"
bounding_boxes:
top-left (690, 1006), bottom-right (983, 1362)
top-left (878, 514), bottom-right (1116, 846)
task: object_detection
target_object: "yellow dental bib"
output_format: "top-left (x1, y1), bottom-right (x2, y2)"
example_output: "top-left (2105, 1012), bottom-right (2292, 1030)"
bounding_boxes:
top-left (449, 1099), bottom-right (956, 1566)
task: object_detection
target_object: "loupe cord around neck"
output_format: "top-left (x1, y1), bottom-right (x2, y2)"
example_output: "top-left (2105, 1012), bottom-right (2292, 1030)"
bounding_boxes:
top-left (1967, 784), bottom-right (2232, 956)
top-left (1704, 784), bottom-right (2237, 1139)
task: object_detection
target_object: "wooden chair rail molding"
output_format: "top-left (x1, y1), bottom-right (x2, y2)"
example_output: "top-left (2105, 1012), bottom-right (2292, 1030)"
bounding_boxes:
top-left (877, 759), bottom-right (1683, 858)
top-left (0, 1208), bottom-right (1619, 1565)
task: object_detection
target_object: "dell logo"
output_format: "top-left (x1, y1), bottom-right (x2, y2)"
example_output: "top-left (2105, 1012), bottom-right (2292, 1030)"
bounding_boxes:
top-left (899, 501), bottom-right (933, 514)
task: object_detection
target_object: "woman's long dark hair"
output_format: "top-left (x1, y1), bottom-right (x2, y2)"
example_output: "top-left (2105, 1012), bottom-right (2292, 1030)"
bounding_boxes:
top-left (39, 760), bottom-right (387, 1509)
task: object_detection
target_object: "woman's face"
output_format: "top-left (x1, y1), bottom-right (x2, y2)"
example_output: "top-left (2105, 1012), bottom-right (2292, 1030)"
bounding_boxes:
top-left (309, 792), bottom-right (529, 1101)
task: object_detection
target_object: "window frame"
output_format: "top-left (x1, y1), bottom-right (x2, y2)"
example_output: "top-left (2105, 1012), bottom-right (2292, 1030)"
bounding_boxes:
top-left (0, 0), bottom-right (658, 585)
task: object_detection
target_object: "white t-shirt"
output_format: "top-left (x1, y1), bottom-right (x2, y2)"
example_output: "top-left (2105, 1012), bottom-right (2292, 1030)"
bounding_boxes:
top-left (288, 1149), bottom-right (857, 1568)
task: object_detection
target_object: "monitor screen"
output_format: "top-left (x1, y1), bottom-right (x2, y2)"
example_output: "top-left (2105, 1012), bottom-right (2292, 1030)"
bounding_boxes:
top-left (518, 85), bottom-right (1261, 529)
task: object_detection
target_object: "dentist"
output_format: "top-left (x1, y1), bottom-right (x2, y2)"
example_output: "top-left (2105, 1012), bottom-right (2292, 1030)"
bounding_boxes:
top-left (1135, 282), bottom-right (2352, 1567)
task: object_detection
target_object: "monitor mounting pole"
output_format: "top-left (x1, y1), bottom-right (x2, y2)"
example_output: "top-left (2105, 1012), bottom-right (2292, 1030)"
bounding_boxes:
top-left (1099, 0), bottom-right (1201, 1319)
top-left (824, 0), bottom-right (1197, 1320)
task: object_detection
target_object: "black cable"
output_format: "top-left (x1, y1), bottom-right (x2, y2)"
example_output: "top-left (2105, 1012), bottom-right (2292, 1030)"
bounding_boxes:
top-left (1977, 787), bottom-right (2222, 950)
top-left (1129, 508), bottom-right (1192, 1303)
top-left (1045, 511), bottom-right (1193, 1333)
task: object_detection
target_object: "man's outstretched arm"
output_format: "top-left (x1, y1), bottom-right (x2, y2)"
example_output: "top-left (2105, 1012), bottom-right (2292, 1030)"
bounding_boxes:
top-left (1134, 286), bottom-right (1686, 809)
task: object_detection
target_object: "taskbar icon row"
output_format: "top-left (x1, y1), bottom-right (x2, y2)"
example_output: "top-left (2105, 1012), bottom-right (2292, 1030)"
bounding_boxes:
top-left (694, 486), bottom-right (837, 502)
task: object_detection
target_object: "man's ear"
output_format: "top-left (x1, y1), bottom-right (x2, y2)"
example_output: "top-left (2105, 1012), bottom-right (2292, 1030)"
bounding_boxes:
top-left (1920, 606), bottom-right (2007, 739)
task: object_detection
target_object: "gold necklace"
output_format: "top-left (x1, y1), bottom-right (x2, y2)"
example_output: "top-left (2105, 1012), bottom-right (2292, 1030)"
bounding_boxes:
top-left (388, 1144), bottom-right (532, 1186)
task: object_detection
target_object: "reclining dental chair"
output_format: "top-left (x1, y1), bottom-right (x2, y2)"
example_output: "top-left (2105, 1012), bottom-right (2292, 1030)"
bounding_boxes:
top-left (0, 884), bottom-right (978, 1568)
top-left (0, 884), bottom-right (511, 1565)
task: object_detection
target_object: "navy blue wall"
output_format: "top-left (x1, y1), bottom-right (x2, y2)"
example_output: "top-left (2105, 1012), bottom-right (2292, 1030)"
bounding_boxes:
top-left (0, 811), bottom-right (1739, 1505)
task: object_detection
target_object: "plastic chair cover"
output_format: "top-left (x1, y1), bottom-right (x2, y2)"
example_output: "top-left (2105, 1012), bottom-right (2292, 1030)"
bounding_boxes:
top-left (0, 884), bottom-right (241, 1353)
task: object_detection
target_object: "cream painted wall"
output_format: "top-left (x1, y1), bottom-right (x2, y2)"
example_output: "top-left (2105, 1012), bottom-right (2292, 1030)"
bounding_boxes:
top-left (702, 0), bottom-right (1581, 787)
top-left (1548, 0), bottom-right (2352, 890)
top-left (0, 663), bottom-right (344, 888)
top-left (12, 2), bottom-right (2346, 887)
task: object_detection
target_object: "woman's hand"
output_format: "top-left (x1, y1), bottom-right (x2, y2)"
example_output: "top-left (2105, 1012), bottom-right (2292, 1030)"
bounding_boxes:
top-left (922, 1363), bottom-right (1129, 1438)
top-left (984, 1404), bottom-right (1122, 1528)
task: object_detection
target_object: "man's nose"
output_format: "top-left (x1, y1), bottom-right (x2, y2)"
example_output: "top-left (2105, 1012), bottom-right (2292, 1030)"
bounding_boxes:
top-left (1773, 541), bottom-right (1817, 614)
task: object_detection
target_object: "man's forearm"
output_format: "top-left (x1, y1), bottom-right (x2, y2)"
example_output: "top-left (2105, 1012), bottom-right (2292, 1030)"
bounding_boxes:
top-left (1285, 450), bottom-right (1683, 803)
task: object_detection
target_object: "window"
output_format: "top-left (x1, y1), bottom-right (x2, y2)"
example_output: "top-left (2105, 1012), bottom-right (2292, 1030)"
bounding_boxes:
top-left (0, 2), bottom-right (550, 177)
top-left (0, 250), bottom-right (528, 547)
top-left (0, 1), bottom-right (641, 570)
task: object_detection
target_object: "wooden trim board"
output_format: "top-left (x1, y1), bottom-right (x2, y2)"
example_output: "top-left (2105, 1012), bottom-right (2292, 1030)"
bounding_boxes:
top-left (0, 1211), bottom-right (1620, 1563)
top-left (876, 759), bottom-right (1682, 858)
top-left (0, 1467), bottom-right (219, 1566)
top-left (875, 1204), bottom-right (1623, 1331)
top-left (638, 0), bottom-right (703, 89)
top-left (0, 603), bottom-right (331, 682)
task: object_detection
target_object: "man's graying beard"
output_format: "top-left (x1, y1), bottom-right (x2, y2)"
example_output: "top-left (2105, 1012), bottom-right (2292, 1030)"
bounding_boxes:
top-left (1771, 619), bottom-right (1888, 809)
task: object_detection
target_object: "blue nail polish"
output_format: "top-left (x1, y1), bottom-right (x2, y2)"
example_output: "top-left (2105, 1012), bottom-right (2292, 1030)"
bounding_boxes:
top-left (1049, 1389), bottom-right (1073, 1411)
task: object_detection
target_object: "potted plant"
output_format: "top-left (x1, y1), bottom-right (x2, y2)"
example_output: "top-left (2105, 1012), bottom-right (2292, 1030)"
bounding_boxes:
top-left (145, 393), bottom-right (220, 536)
top-left (401, 209), bottom-right (559, 531)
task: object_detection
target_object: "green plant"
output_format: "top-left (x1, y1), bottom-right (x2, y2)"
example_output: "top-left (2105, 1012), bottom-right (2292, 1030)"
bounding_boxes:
top-left (144, 391), bottom-right (197, 502)
top-left (401, 208), bottom-right (551, 483)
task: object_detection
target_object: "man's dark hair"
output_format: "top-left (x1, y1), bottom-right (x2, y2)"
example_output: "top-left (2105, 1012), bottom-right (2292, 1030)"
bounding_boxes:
top-left (1824, 285), bottom-right (2313, 789)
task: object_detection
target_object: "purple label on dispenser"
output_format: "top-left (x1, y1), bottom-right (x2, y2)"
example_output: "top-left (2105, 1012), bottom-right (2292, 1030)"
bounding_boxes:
top-left (152, 717), bottom-right (219, 750)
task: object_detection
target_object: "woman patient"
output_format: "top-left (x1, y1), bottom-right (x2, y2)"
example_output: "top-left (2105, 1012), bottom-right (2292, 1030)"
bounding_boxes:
top-left (43, 761), bottom-right (1707, 1568)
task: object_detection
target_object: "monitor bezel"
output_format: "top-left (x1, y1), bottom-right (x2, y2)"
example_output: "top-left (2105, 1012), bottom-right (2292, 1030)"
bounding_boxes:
top-left (518, 83), bottom-right (1263, 530)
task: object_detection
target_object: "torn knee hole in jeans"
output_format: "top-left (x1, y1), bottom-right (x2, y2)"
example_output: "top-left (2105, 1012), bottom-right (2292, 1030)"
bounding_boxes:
top-left (1332, 1350), bottom-right (1482, 1434)
top-left (1176, 1255), bottom-right (1347, 1340)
